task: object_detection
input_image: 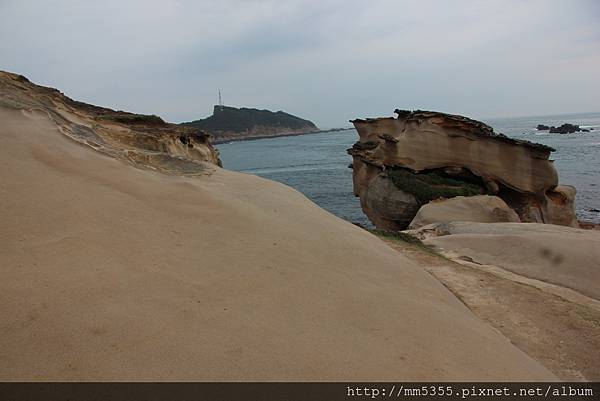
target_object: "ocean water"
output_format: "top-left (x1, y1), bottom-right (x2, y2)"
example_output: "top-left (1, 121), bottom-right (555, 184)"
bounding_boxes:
top-left (218, 112), bottom-right (600, 225)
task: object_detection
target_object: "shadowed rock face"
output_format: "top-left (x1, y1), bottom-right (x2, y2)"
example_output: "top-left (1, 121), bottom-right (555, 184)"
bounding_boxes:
top-left (0, 71), bottom-right (221, 174)
top-left (348, 110), bottom-right (576, 230)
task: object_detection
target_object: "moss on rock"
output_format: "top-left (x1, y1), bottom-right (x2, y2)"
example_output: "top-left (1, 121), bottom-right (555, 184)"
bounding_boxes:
top-left (387, 168), bottom-right (483, 204)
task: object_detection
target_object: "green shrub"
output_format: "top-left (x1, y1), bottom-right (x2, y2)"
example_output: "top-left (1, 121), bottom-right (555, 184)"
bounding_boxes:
top-left (387, 168), bottom-right (483, 204)
top-left (98, 113), bottom-right (165, 125)
top-left (370, 229), bottom-right (423, 245)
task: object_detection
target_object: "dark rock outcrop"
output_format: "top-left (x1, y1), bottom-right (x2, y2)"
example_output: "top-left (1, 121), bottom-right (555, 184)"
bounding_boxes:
top-left (538, 123), bottom-right (592, 134)
top-left (549, 123), bottom-right (581, 134)
top-left (348, 109), bottom-right (577, 230)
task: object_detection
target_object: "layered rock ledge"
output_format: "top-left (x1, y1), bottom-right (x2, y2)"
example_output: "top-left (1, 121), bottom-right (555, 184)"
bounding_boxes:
top-left (0, 71), bottom-right (221, 174)
top-left (348, 109), bottom-right (578, 230)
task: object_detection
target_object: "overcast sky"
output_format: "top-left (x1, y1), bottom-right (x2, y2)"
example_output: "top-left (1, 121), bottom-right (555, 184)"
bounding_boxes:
top-left (1, 0), bottom-right (598, 128)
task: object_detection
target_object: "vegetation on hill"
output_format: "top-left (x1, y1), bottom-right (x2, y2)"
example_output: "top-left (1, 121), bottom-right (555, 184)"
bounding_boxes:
top-left (96, 113), bottom-right (165, 126)
top-left (181, 105), bottom-right (318, 134)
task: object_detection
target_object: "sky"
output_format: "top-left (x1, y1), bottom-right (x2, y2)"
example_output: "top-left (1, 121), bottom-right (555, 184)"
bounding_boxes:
top-left (1, 0), bottom-right (599, 128)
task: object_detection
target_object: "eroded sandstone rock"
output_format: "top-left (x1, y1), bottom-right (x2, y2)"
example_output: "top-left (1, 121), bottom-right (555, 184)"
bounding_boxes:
top-left (405, 221), bottom-right (600, 301)
top-left (408, 195), bottom-right (521, 229)
top-left (348, 109), bottom-right (576, 230)
top-left (361, 175), bottom-right (420, 231)
top-left (0, 70), bottom-right (222, 174)
top-left (543, 185), bottom-right (579, 228)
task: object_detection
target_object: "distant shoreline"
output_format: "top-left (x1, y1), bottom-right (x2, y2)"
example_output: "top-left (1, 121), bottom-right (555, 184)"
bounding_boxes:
top-left (212, 127), bottom-right (353, 145)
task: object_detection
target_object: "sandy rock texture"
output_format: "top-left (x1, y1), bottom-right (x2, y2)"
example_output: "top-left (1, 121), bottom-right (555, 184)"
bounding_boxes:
top-left (381, 236), bottom-right (600, 381)
top-left (0, 71), bottom-right (555, 381)
top-left (348, 110), bottom-right (578, 230)
top-left (408, 195), bottom-right (520, 229)
top-left (0, 71), bottom-right (221, 174)
top-left (407, 222), bottom-right (600, 301)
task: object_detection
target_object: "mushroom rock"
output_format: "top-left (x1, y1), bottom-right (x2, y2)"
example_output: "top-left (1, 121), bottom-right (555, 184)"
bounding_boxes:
top-left (348, 109), bottom-right (576, 230)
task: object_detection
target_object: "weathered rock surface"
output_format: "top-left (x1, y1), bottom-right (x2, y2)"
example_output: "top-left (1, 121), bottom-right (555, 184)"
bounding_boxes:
top-left (361, 175), bottom-right (420, 231)
top-left (348, 109), bottom-right (576, 230)
top-left (408, 195), bottom-right (520, 229)
top-left (0, 71), bottom-right (221, 174)
top-left (0, 73), bottom-right (557, 380)
top-left (543, 185), bottom-right (579, 227)
top-left (406, 222), bottom-right (600, 301)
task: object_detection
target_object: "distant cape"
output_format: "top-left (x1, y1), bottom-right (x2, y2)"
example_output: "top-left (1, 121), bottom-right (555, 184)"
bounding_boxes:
top-left (181, 105), bottom-right (319, 143)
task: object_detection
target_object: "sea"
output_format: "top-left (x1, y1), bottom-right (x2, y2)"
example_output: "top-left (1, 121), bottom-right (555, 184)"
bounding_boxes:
top-left (217, 112), bottom-right (600, 226)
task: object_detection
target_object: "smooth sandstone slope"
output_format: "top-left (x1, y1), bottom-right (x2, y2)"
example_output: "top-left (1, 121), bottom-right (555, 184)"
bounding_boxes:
top-left (0, 100), bottom-right (555, 380)
top-left (409, 222), bottom-right (600, 301)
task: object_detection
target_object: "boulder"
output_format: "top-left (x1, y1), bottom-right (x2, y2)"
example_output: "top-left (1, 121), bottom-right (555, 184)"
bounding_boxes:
top-left (542, 185), bottom-right (579, 228)
top-left (408, 195), bottom-right (520, 229)
top-left (347, 109), bottom-right (573, 230)
top-left (536, 124), bottom-right (550, 130)
top-left (360, 174), bottom-right (420, 231)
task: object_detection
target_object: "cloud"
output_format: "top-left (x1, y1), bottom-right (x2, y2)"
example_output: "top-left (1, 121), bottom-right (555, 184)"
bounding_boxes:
top-left (1, 0), bottom-right (598, 127)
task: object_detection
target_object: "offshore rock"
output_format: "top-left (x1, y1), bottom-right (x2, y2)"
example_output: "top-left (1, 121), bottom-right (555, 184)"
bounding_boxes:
top-left (348, 109), bottom-right (574, 230)
top-left (549, 124), bottom-right (581, 134)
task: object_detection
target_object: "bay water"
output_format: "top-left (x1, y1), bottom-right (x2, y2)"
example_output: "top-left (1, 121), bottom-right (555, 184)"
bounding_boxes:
top-left (218, 112), bottom-right (600, 225)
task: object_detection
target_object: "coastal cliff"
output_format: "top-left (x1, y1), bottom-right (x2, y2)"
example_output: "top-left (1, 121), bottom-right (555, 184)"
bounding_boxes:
top-left (0, 72), bottom-right (555, 380)
top-left (0, 71), bottom-right (222, 173)
top-left (349, 109), bottom-right (578, 230)
top-left (182, 105), bottom-right (319, 143)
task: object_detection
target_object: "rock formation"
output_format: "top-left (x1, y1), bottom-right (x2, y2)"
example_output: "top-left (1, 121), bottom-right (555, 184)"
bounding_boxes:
top-left (348, 109), bottom-right (577, 230)
top-left (406, 221), bottom-right (600, 301)
top-left (408, 195), bottom-right (520, 229)
top-left (0, 71), bottom-right (221, 174)
top-left (1, 71), bottom-right (557, 381)
top-left (182, 105), bottom-right (319, 143)
top-left (538, 123), bottom-right (590, 134)
top-left (549, 123), bottom-right (582, 134)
